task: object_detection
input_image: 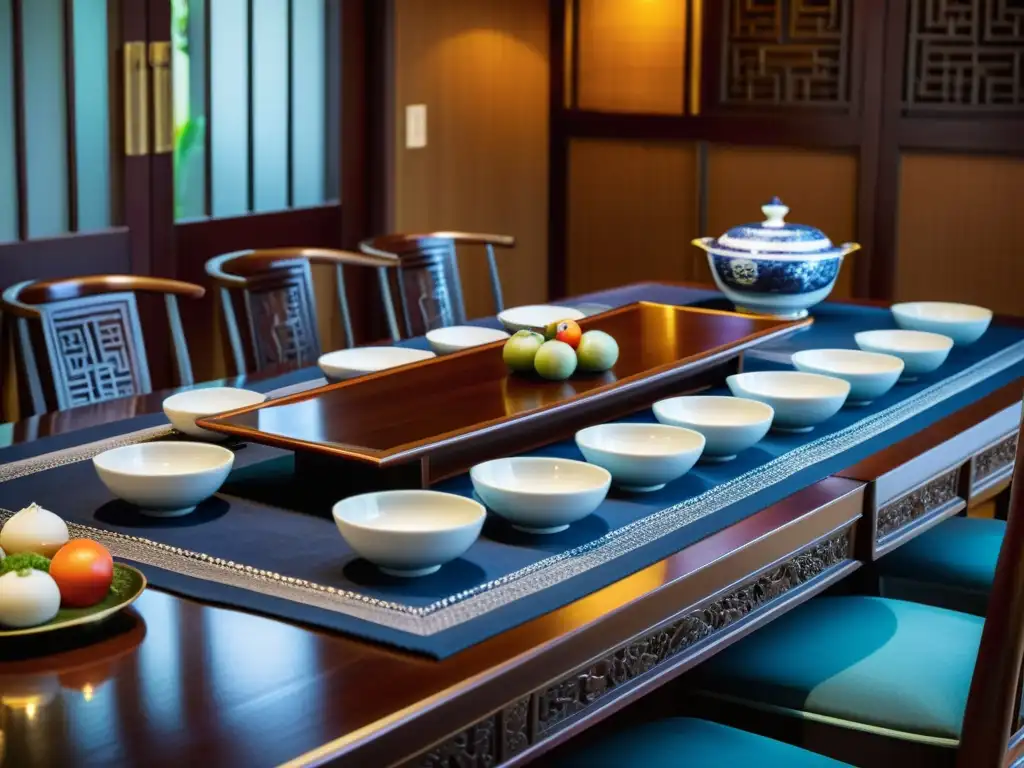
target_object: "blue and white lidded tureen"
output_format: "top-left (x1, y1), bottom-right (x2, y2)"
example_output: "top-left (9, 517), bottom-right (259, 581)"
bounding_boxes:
top-left (692, 197), bottom-right (860, 320)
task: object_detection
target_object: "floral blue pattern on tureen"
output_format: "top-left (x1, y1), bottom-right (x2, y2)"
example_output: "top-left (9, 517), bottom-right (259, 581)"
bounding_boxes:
top-left (692, 197), bottom-right (860, 320)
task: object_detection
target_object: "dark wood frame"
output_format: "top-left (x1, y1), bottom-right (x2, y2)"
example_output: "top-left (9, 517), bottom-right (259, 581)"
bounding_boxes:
top-left (545, 0), bottom-right (1024, 303)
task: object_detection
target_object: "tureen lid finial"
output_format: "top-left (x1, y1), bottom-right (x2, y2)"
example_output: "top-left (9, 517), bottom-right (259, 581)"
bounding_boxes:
top-left (761, 197), bottom-right (789, 228)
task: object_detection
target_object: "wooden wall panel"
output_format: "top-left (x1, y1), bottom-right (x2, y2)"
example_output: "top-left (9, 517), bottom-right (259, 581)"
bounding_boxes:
top-left (896, 154), bottom-right (1024, 316)
top-left (392, 0), bottom-right (550, 319)
top-left (567, 139), bottom-right (698, 295)
top-left (576, 0), bottom-right (686, 115)
top-left (707, 146), bottom-right (859, 298)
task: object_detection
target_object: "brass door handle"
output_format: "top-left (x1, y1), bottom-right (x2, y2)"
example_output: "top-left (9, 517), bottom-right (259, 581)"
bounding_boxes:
top-left (150, 42), bottom-right (173, 155)
top-left (123, 41), bottom-right (148, 156)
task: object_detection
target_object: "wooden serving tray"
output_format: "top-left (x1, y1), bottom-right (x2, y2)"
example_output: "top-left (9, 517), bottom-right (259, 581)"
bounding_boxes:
top-left (199, 303), bottom-right (809, 490)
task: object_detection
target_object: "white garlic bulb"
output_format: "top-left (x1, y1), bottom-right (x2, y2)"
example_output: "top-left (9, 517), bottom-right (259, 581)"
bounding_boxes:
top-left (0, 503), bottom-right (69, 557)
top-left (0, 569), bottom-right (61, 628)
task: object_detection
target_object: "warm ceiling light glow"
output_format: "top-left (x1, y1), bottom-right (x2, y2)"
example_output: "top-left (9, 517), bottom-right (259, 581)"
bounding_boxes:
top-left (24, 703), bottom-right (36, 721)
top-left (82, 684), bottom-right (94, 702)
top-left (577, 0), bottom-right (687, 114)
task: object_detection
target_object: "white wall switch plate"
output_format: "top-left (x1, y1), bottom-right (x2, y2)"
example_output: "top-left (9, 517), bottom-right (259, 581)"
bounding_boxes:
top-left (406, 104), bottom-right (427, 149)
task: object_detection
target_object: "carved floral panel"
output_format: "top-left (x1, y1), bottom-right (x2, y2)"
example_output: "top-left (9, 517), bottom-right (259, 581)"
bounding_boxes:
top-left (534, 530), bottom-right (850, 736)
top-left (876, 467), bottom-right (961, 542)
top-left (971, 432), bottom-right (1018, 486)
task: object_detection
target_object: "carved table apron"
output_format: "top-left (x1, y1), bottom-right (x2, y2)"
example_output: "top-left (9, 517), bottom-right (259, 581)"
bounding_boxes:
top-left (840, 384), bottom-right (1021, 559)
top-left (287, 480), bottom-right (865, 768)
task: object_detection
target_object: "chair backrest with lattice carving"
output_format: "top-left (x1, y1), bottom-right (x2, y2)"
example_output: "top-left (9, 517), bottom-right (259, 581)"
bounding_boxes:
top-left (360, 232), bottom-right (515, 338)
top-left (241, 261), bottom-right (322, 372)
top-left (1, 275), bottom-right (205, 415)
top-left (205, 248), bottom-right (400, 375)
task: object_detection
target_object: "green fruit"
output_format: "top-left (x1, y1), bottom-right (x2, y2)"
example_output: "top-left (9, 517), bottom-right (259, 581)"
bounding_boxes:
top-left (503, 331), bottom-right (544, 372)
top-left (512, 329), bottom-right (544, 342)
top-left (576, 330), bottom-right (619, 372)
top-left (534, 340), bottom-right (578, 381)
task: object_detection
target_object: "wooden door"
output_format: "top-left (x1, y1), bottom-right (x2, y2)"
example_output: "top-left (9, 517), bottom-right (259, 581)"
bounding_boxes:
top-left (147, 0), bottom-right (383, 380)
top-left (0, 0), bottom-right (384, 416)
top-left (0, 0), bottom-right (161, 417)
top-left (0, 1), bottom-right (156, 284)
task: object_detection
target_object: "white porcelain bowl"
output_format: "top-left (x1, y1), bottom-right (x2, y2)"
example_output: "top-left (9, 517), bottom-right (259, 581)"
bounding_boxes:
top-left (727, 371), bottom-right (850, 433)
top-left (425, 325), bottom-right (509, 355)
top-left (318, 346), bottom-right (435, 381)
top-left (162, 387), bottom-right (267, 439)
top-left (891, 302), bottom-right (992, 346)
top-left (332, 491), bottom-right (484, 577)
top-left (653, 396), bottom-right (774, 461)
top-left (93, 442), bottom-right (235, 517)
top-left (791, 349), bottom-right (904, 406)
top-left (574, 423), bottom-right (705, 492)
top-left (470, 457), bottom-right (610, 534)
top-left (497, 305), bottom-right (585, 334)
top-left (854, 330), bottom-right (953, 379)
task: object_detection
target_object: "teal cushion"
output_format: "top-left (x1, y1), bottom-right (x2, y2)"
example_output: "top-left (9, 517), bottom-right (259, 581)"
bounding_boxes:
top-left (875, 517), bottom-right (1003, 614)
top-left (561, 717), bottom-right (850, 767)
top-left (690, 597), bottom-right (982, 742)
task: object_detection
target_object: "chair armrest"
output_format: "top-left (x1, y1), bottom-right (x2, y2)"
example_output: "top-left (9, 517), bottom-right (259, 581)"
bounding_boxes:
top-left (2, 276), bottom-right (205, 318)
top-left (207, 248), bottom-right (397, 287)
top-left (428, 232), bottom-right (516, 249)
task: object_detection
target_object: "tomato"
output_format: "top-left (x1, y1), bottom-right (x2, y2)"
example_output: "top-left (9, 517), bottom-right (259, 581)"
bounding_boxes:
top-left (49, 539), bottom-right (114, 608)
top-left (552, 319), bottom-right (582, 349)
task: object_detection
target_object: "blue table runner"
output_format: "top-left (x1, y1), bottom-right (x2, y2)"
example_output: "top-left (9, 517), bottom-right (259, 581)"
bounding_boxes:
top-left (1, 287), bottom-right (1021, 658)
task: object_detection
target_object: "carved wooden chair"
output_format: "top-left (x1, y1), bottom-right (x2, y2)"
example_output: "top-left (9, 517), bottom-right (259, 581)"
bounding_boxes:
top-left (359, 232), bottom-right (515, 337)
top-left (663, 402), bottom-right (1024, 766)
top-left (868, 434), bottom-right (1017, 617)
top-left (558, 407), bottom-right (1024, 767)
top-left (205, 248), bottom-right (399, 375)
top-left (1, 275), bottom-right (205, 416)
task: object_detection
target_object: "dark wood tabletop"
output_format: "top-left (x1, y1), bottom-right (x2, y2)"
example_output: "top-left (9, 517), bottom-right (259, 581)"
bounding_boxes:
top-left (0, 367), bottom-right (292, 449)
top-left (0, 477), bottom-right (863, 768)
top-left (1, 283), bottom-right (1021, 767)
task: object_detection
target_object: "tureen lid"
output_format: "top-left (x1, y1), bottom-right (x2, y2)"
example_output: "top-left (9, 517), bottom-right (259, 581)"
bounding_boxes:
top-left (715, 197), bottom-right (834, 255)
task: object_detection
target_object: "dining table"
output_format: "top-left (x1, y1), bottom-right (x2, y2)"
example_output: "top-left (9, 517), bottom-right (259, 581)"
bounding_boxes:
top-left (0, 281), bottom-right (1020, 768)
